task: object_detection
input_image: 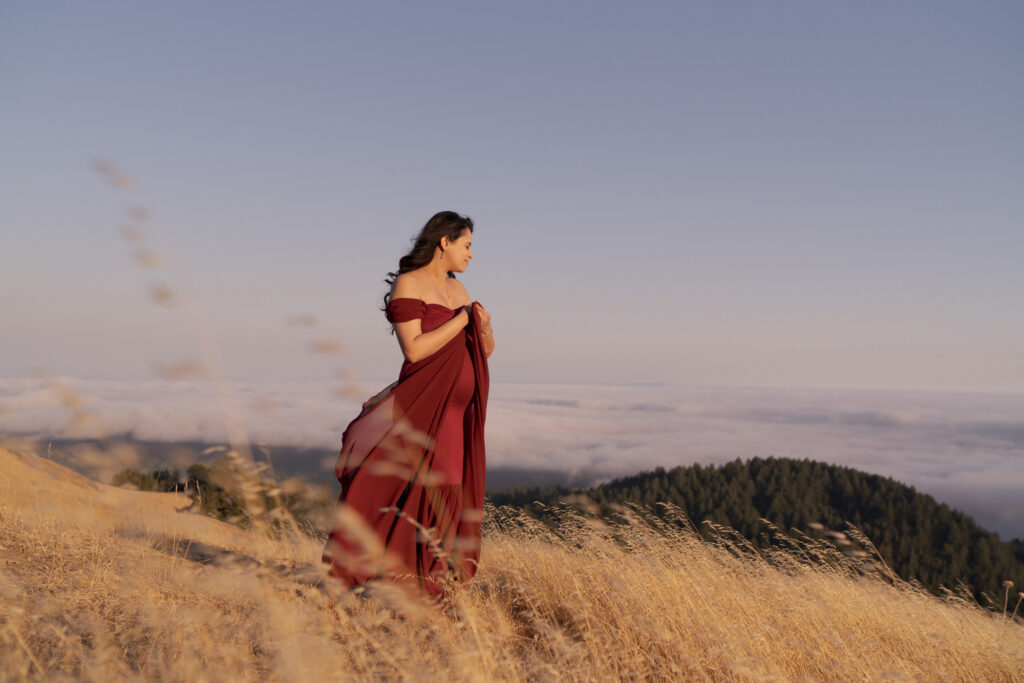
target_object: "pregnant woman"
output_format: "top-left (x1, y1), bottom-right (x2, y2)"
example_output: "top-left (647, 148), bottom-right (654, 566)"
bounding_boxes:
top-left (323, 211), bottom-right (494, 605)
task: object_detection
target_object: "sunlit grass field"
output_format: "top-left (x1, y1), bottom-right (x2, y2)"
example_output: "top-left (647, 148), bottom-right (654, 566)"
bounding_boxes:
top-left (2, 443), bottom-right (1022, 682)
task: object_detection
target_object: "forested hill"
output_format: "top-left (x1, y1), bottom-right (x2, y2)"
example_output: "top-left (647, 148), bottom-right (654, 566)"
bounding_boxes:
top-left (487, 457), bottom-right (1024, 602)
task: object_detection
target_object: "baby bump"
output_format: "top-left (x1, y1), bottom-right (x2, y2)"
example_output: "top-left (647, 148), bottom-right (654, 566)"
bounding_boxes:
top-left (433, 352), bottom-right (475, 484)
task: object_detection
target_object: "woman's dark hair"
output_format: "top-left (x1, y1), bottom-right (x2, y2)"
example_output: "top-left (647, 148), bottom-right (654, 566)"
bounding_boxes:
top-left (383, 211), bottom-right (474, 311)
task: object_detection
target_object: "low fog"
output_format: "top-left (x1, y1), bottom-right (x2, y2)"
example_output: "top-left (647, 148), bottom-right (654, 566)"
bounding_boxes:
top-left (2, 377), bottom-right (1021, 539)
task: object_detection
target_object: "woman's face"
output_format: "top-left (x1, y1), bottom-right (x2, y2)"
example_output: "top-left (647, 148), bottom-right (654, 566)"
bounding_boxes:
top-left (444, 229), bottom-right (473, 272)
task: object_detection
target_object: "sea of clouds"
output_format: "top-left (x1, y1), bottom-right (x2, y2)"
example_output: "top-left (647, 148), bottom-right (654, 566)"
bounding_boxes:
top-left (2, 377), bottom-right (1022, 539)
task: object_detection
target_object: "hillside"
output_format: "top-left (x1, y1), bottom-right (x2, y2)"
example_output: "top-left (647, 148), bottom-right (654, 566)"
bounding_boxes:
top-left (489, 456), bottom-right (1024, 603)
top-left (2, 444), bottom-right (1023, 680)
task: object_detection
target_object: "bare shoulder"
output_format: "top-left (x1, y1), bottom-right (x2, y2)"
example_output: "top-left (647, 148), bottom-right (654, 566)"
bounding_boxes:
top-left (450, 278), bottom-right (472, 306)
top-left (391, 272), bottom-right (421, 301)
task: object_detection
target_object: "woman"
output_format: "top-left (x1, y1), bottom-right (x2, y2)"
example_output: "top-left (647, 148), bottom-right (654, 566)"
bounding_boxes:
top-left (323, 211), bottom-right (494, 605)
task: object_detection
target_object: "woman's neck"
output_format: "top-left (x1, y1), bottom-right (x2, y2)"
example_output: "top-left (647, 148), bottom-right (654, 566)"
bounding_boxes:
top-left (422, 259), bottom-right (448, 284)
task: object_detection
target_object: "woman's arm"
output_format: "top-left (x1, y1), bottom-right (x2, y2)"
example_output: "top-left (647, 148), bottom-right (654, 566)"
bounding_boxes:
top-left (394, 312), bottom-right (470, 363)
top-left (391, 274), bottom-right (469, 363)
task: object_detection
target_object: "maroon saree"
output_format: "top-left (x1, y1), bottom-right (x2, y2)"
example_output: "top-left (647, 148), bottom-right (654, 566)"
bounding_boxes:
top-left (323, 298), bottom-right (489, 603)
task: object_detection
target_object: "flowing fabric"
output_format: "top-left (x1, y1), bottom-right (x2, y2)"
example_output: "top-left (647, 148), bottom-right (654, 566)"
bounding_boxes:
top-left (322, 298), bottom-right (489, 603)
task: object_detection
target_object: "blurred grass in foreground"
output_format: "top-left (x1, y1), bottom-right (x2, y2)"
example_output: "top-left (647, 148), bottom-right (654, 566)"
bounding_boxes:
top-left (2, 442), bottom-right (1022, 681)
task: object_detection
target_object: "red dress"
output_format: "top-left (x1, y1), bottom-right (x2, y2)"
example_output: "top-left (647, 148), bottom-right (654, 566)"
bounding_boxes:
top-left (323, 298), bottom-right (489, 603)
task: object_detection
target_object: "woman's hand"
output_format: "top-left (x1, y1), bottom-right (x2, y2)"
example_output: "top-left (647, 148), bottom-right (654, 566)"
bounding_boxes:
top-left (472, 302), bottom-right (491, 332)
top-left (472, 302), bottom-right (495, 358)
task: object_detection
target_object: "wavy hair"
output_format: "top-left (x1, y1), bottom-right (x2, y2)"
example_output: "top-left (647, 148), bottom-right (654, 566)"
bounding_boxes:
top-left (382, 211), bottom-right (474, 313)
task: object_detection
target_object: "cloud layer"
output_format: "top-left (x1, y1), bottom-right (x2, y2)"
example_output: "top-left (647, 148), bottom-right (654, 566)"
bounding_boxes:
top-left (2, 377), bottom-right (1022, 538)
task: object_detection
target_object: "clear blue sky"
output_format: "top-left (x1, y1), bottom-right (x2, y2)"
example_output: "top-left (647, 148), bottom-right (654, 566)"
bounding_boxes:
top-left (2, 1), bottom-right (1022, 392)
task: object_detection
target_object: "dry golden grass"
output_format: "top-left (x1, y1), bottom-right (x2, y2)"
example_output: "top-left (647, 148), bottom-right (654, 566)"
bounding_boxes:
top-left (2, 443), bottom-right (1023, 682)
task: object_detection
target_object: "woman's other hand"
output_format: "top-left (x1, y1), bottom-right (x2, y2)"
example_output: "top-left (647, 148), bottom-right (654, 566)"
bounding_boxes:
top-left (472, 302), bottom-right (491, 330)
top-left (473, 302), bottom-right (495, 358)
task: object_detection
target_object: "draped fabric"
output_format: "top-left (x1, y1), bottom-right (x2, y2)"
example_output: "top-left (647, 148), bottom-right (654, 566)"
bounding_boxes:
top-left (322, 298), bottom-right (489, 603)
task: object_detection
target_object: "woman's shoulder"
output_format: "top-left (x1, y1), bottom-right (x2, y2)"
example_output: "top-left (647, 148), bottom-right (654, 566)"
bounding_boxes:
top-left (386, 276), bottom-right (427, 322)
top-left (391, 272), bottom-right (421, 300)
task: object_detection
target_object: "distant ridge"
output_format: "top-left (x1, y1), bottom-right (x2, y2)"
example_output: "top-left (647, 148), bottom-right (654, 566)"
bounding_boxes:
top-left (24, 437), bottom-right (591, 491)
top-left (489, 456), bottom-right (1024, 603)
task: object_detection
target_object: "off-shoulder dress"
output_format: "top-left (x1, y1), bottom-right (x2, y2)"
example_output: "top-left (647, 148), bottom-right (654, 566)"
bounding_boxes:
top-left (322, 297), bottom-right (489, 603)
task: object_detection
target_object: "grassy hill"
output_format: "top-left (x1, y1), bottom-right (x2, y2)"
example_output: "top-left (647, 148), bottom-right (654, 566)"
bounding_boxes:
top-left (489, 457), bottom-right (1024, 604)
top-left (2, 444), bottom-right (1022, 680)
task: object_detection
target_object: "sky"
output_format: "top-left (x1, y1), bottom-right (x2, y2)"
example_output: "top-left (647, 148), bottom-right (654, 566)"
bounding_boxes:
top-left (2, 1), bottom-right (1023, 392)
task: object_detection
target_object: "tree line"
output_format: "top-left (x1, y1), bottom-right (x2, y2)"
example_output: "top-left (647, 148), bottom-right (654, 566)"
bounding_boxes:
top-left (488, 456), bottom-right (1024, 603)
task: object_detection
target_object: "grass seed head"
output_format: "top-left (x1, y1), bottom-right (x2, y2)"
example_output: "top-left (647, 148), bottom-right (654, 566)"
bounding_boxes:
top-left (149, 284), bottom-right (175, 307)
